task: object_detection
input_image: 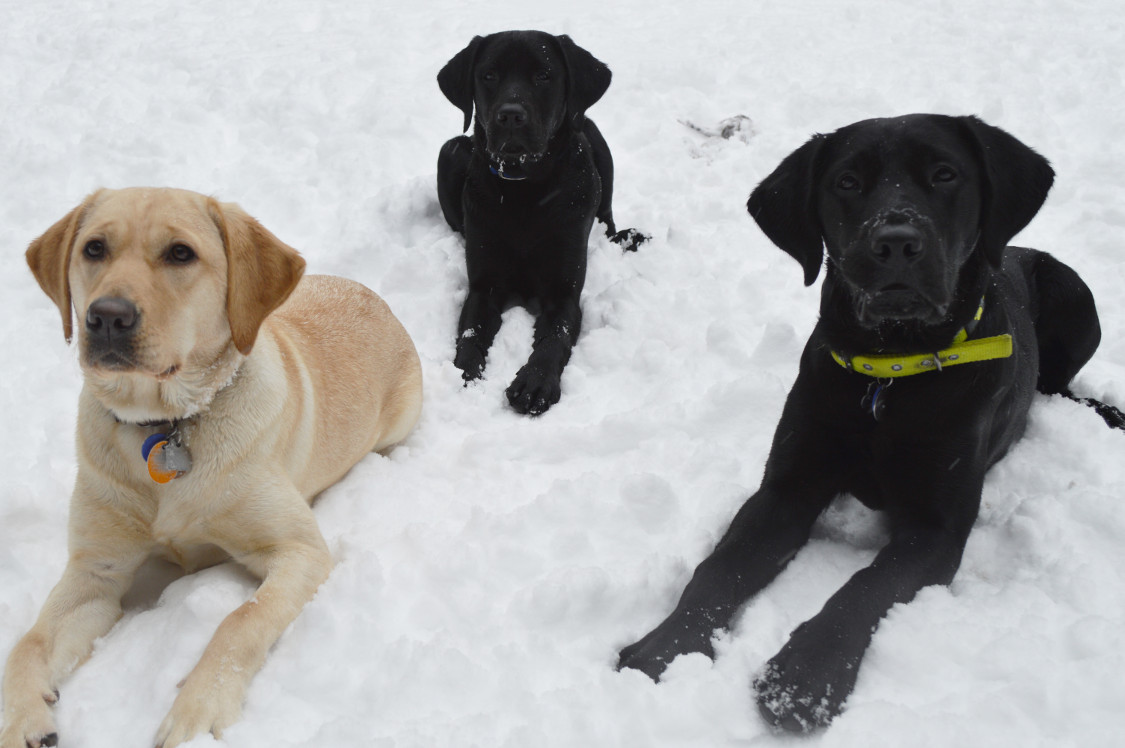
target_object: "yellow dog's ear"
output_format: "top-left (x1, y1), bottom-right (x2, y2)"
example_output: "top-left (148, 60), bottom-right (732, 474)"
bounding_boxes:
top-left (209, 199), bottom-right (306, 354)
top-left (26, 190), bottom-right (103, 342)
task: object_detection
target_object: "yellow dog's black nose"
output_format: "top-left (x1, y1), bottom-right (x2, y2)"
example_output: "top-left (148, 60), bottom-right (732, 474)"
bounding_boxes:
top-left (85, 296), bottom-right (138, 334)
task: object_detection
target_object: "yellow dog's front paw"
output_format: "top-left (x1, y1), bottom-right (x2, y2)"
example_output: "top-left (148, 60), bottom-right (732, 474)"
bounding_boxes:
top-left (153, 676), bottom-right (242, 748)
top-left (1, 694), bottom-right (58, 748)
top-left (0, 725), bottom-right (57, 748)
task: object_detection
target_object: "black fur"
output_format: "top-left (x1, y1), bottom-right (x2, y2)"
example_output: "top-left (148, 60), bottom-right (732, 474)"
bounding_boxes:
top-left (618, 114), bottom-right (1115, 730)
top-left (437, 30), bottom-right (644, 415)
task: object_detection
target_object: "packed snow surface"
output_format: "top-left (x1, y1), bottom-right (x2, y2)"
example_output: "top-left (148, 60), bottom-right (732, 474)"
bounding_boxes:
top-left (1, 1), bottom-right (1123, 746)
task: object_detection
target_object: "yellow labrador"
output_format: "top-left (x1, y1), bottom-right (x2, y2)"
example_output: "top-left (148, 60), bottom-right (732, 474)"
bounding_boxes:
top-left (0, 187), bottom-right (422, 748)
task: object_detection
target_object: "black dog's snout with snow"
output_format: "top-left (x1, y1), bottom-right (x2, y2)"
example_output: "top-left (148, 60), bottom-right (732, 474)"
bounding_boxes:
top-left (495, 103), bottom-right (527, 129)
top-left (870, 223), bottom-right (925, 265)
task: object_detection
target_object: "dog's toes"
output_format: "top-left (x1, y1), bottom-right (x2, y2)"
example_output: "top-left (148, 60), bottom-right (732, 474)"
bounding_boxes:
top-left (617, 618), bottom-right (717, 682)
top-left (454, 341), bottom-right (488, 382)
top-left (155, 673), bottom-right (241, 748)
top-left (753, 641), bottom-right (853, 733)
top-left (0, 730), bottom-right (59, 748)
top-left (507, 387), bottom-right (553, 416)
top-left (754, 663), bottom-right (828, 733)
top-left (610, 228), bottom-right (648, 252)
top-left (506, 366), bottom-right (561, 416)
top-left (616, 641), bottom-right (666, 682)
top-left (0, 693), bottom-right (58, 748)
top-left (525, 395), bottom-right (552, 416)
top-left (757, 695), bottom-right (813, 733)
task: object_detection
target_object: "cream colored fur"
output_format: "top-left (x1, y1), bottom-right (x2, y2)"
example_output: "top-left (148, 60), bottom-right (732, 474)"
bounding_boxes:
top-left (0, 187), bottom-right (422, 748)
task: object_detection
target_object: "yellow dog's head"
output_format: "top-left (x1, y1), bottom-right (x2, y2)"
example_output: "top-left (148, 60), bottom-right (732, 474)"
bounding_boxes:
top-left (26, 187), bottom-right (305, 422)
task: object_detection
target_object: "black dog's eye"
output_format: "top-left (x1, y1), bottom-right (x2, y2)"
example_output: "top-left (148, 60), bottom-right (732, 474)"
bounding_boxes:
top-left (932, 166), bottom-right (958, 183)
top-left (836, 173), bottom-right (861, 191)
top-left (82, 240), bottom-right (107, 260)
top-left (481, 71), bottom-right (498, 83)
top-left (534, 70), bottom-right (550, 83)
top-left (166, 243), bottom-right (196, 265)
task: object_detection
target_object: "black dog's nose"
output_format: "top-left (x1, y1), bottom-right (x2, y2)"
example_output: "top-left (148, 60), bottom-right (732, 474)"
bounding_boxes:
top-left (86, 296), bottom-right (138, 333)
top-left (496, 103), bottom-right (527, 128)
top-left (871, 224), bottom-right (924, 264)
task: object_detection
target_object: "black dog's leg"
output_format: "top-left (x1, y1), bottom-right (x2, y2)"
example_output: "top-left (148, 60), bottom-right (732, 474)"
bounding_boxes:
top-left (618, 474), bottom-right (836, 681)
top-left (618, 373), bottom-right (843, 680)
top-left (455, 286), bottom-right (503, 382)
top-left (1022, 251), bottom-right (1123, 430)
top-left (1024, 249), bottom-right (1100, 394)
top-left (438, 135), bottom-right (473, 234)
top-left (505, 296), bottom-right (581, 415)
top-left (584, 121), bottom-right (617, 236)
top-left (755, 508), bottom-right (975, 732)
top-left (584, 121), bottom-right (647, 252)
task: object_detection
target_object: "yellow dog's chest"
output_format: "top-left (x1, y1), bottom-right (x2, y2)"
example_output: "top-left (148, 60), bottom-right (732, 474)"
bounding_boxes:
top-left (145, 479), bottom-right (243, 572)
top-left (99, 429), bottom-right (234, 570)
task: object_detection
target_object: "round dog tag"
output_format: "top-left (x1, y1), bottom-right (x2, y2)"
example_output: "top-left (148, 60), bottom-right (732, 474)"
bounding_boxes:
top-left (141, 433), bottom-right (166, 461)
top-left (145, 438), bottom-right (193, 483)
top-left (869, 384), bottom-right (888, 421)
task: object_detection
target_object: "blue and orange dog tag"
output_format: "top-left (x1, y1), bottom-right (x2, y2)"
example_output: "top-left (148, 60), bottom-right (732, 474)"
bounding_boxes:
top-left (141, 431), bottom-right (192, 483)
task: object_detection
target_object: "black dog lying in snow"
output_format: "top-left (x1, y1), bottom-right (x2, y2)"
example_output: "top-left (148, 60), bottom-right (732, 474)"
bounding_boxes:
top-left (618, 114), bottom-right (1122, 730)
top-left (437, 30), bottom-right (644, 416)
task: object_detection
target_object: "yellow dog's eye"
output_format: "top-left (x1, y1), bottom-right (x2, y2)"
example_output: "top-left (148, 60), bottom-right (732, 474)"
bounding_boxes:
top-left (167, 243), bottom-right (196, 264)
top-left (82, 240), bottom-right (106, 260)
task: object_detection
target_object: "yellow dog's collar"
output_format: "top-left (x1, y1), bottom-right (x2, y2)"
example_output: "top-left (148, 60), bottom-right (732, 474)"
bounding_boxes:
top-left (830, 300), bottom-right (1013, 378)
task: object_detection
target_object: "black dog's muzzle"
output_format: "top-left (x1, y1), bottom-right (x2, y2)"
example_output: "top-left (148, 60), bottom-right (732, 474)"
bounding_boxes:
top-left (843, 210), bottom-right (951, 324)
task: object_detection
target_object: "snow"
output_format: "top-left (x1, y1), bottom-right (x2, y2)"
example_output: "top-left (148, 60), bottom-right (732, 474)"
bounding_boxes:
top-left (2, 0), bottom-right (1124, 746)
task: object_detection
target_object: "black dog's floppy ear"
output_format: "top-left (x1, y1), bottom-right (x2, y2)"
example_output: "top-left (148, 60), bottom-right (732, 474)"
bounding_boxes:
top-left (959, 115), bottom-right (1054, 268)
top-left (747, 134), bottom-right (827, 286)
top-left (438, 36), bottom-right (484, 133)
top-left (556, 35), bottom-right (611, 128)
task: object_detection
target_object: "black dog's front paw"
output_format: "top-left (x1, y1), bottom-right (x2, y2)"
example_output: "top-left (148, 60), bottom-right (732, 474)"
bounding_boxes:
top-left (617, 614), bottom-right (717, 682)
top-left (609, 227), bottom-right (648, 252)
top-left (506, 364), bottom-right (561, 415)
top-left (454, 341), bottom-right (488, 382)
top-left (753, 623), bottom-right (863, 733)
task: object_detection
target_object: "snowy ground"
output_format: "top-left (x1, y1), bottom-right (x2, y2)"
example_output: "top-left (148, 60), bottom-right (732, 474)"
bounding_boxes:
top-left (2, 1), bottom-right (1124, 746)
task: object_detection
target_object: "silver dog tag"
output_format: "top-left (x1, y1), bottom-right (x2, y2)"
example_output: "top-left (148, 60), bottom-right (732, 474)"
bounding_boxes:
top-left (155, 440), bottom-right (193, 476)
top-left (144, 427), bottom-right (193, 483)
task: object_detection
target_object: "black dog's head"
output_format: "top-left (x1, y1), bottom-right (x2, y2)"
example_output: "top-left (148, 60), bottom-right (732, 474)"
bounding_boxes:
top-left (748, 114), bottom-right (1054, 329)
top-left (438, 31), bottom-right (611, 179)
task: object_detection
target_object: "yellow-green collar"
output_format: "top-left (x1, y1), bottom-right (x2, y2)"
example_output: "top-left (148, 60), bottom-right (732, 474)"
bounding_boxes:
top-left (830, 300), bottom-right (1013, 378)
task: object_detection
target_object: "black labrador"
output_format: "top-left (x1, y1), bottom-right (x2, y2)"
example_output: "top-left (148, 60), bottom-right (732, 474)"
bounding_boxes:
top-left (437, 30), bottom-right (644, 416)
top-left (618, 114), bottom-right (1120, 730)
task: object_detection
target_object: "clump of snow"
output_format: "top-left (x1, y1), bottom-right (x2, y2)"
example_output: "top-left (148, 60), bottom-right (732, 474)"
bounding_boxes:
top-left (1, 1), bottom-right (1123, 747)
